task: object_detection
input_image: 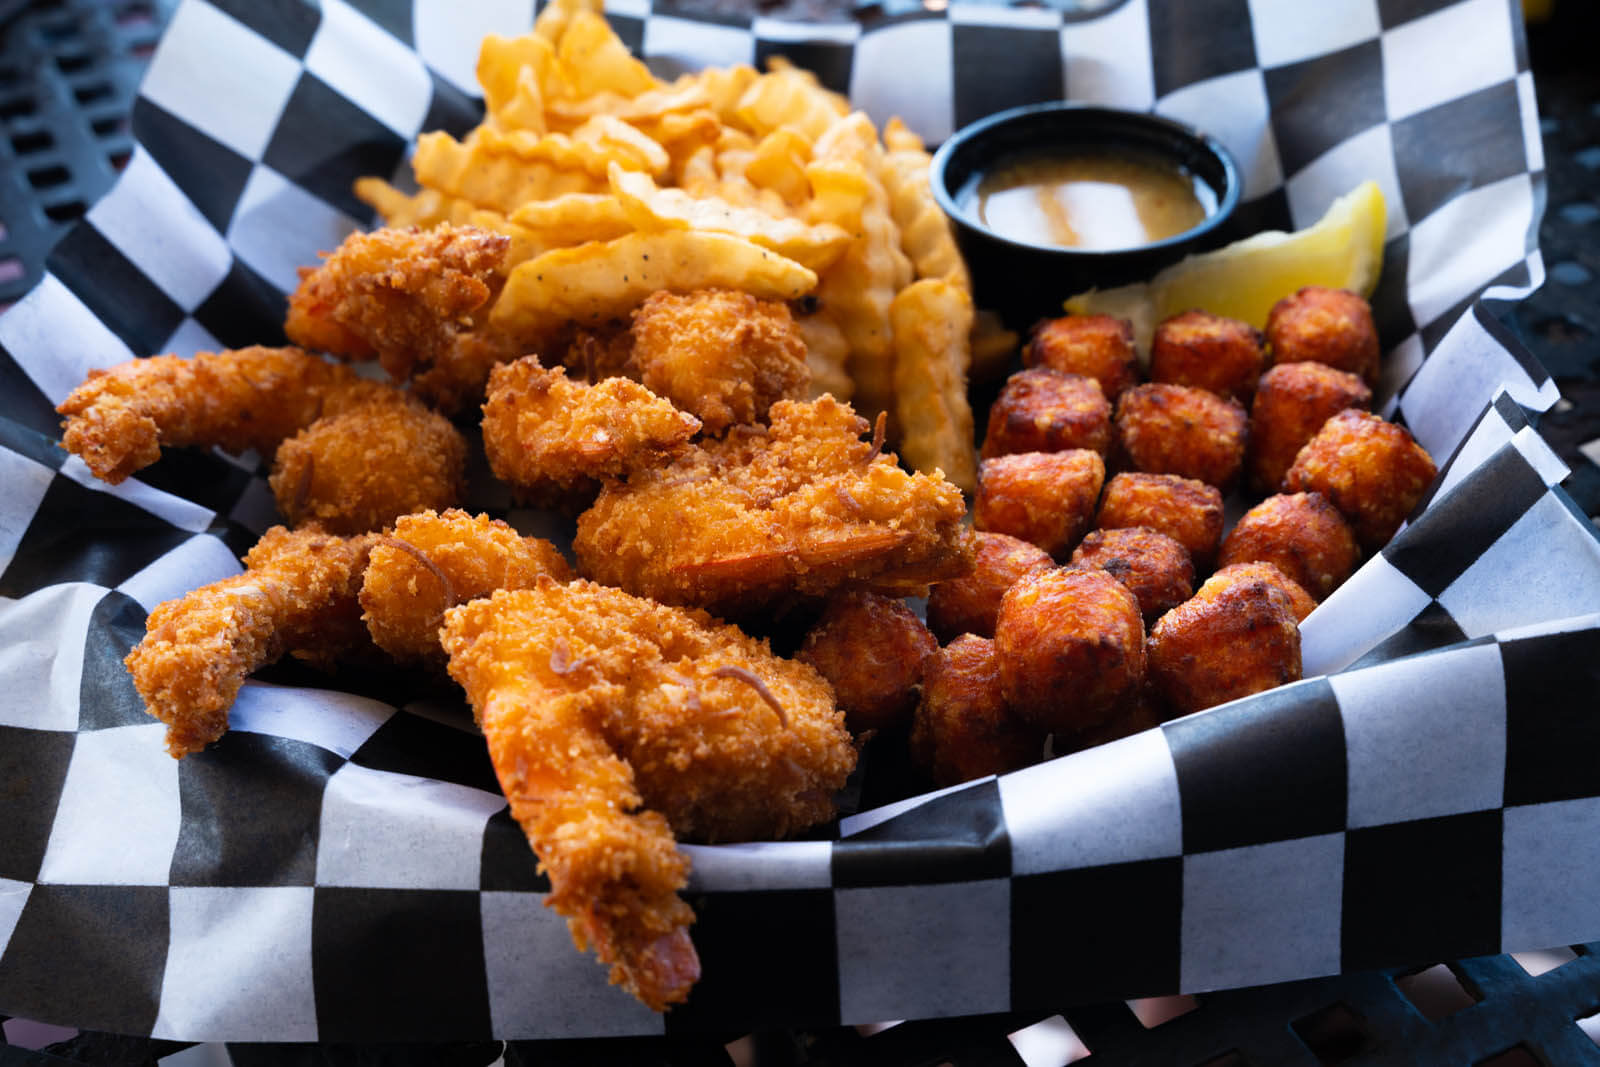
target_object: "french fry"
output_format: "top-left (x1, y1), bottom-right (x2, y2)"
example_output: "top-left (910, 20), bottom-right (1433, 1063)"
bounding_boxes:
top-left (795, 310), bottom-right (854, 402)
top-left (478, 33), bottom-right (561, 133)
top-left (558, 10), bottom-right (659, 99)
top-left (682, 64), bottom-right (759, 123)
top-left (810, 113), bottom-right (912, 431)
top-left (508, 192), bottom-right (634, 249)
top-left (881, 117), bottom-right (970, 290)
top-left (491, 230), bottom-right (817, 339)
top-left (891, 278), bottom-right (977, 492)
top-left (608, 164), bottom-right (849, 273)
top-left (413, 131), bottom-right (602, 212)
top-left (735, 67), bottom-right (848, 142)
top-left (746, 128), bottom-right (814, 207)
top-left (532, 0), bottom-right (601, 48)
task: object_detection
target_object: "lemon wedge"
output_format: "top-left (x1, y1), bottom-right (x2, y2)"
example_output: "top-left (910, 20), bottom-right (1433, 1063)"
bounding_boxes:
top-left (1063, 181), bottom-right (1387, 354)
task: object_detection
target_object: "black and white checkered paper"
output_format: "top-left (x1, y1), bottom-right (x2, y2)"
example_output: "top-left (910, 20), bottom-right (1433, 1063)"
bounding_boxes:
top-left (2, 0), bottom-right (1596, 1043)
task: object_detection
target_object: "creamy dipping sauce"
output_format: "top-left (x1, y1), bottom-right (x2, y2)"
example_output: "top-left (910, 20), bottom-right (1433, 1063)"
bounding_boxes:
top-left (964, 152), bottom-right (1216, 251)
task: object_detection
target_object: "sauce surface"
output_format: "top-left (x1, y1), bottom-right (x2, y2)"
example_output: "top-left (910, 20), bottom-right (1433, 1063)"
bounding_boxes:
top-left (969, 152), bottom-right (1214, 251)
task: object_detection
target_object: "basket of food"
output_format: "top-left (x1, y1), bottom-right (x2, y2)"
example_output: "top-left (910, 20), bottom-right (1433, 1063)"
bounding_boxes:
top-left (0, 0), bottom-right (1596, 1050)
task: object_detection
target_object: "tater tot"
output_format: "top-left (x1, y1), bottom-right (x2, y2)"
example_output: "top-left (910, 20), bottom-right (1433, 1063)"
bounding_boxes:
top-left (1095, 472), bottom-right (1225, 569)
top-left (980, 368), bottom-right (1111, 459)
top-left (1284, 410), bottom-right (1437, 550)
top-left (1022, 314), bottom-right (1140, 401)
top-left (1247, 361), bottom-right (1371, 493)
top-left (1114, 383), bottom-right (1248, 490)
top-left (1146, 566), bottom-right (1302, 716)
top-left (974, 450), bottom-right (1106, 558)
top-left (926, 531), bottom-right (1055, 642)
top-left (1068, 527), bottom-right (1194, 624)
top-left (1055, 688), bottom-right (1166, 756)
top-left (910, 635), bottom-right (1045, 787)
top-left (798, 592), bottom-right (939, 734)
top-left (994, 568), bottom-right (1145, 733)
top-left (269, 402), bottom-right (467, 535)
top-left (1210, 562), bottom-right (1316, 622)
top-left (1266, 286), bottom-right (1380, 386)
top-left (1218, 492), bottom-right (1359, 600)
top-left (1149, 309), bottom-right (1265, 403)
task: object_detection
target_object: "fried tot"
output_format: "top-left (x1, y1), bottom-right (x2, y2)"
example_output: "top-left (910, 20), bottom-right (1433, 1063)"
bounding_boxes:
top-left (269, 401), bottom-right (467, 534)
top-left (574, 396), bottom-right (972, 615)
top-left (1095, 472), bottom-right (1225, 569)
top-left (482, 357), bottom-right (701, 494)
top-left (798, 591), bottom-right (938, 733)
top-left (1218, 492), bottom-right (1359, 600)
top-left (911, 635), bottom-right (1045, 787)
top-left (1210, 561), bottom-right (1317, 623)
top-left (973, 450), bottom-right (1106, 559)
top-left (126, 527), bottom-right (377, 757)
top-left (57, 346), bottom-right (394, 484)
top-left (1067, 526), bottom-right (1194, 624)
top-left (442, 580), bottom-right (855, 1008)
top-left (359, 509), bottom-right (572, 664)
top-left (1284, 409), bottom-right (1437, 549)
top-left (1147, 565), bottom-right (1303, 715)
top-left (925, 531), bottom-right (1054, 643)
top-left (1023, 314), bottom-right (1139, 401)
top-left (629, 288), bottom-right (810, 434)
top-left (994, 567), bottom-right (1145, 734)
top-left (1148, 309), bottom-right (1265, 403)
top-left (1266, 285), bottom-right (1380, 386)
top-left (1247, 361), bottom-right (1371, 493)
top-left (1114, 383), bottom-right (1248, 491)
top-left (980, 369), bottom-right (1111, 459)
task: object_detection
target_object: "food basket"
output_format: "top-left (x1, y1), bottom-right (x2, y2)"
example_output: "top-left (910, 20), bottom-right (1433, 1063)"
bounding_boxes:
top-left (2, 0), bottom-right (1600, 1061)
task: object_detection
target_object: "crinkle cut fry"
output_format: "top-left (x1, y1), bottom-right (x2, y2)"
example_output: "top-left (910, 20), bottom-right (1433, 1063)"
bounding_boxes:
top-left (285, 224), bottom-right (510, 392)
top-left (126, 527), bottom-right (376, 758)
top-left (56, 346), bottom-right (395, 484)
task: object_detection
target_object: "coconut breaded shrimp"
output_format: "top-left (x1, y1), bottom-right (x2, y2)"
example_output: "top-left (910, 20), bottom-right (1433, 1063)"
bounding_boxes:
top-left (573, 396), bottom-right (973, 615)
top-left (126, 527), bottom-right (376, 758)
top-left (481, 357), bottom-right (701, 494)
top-left (442, 580), bottom-right (854, 1009)
top-left (285, 224), bottom-right (510, 392)
top-left (359, 508), bottom-right (573, 665)
top-left (56, 346), bottom-right (395, 484)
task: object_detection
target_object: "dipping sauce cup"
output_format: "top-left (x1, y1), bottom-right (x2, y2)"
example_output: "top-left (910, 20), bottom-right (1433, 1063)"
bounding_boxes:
top-left (931, 102), bottom-right (1241, 332)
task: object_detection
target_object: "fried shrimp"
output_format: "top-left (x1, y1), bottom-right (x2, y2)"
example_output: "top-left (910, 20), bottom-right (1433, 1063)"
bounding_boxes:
top-left (574, 396), bottom-right (972, 615)
top-left (482, 357), bottom-right (702, 496)
top-left (126, 527), bottom-right (377, 757)
top-left (269, 401), bottom-right (468, 534)
top-left (630, 288), bottom-right (811, 434)
top-left (441, 580), bottom-right (855, 1009)
top-left (57, 345), bottom-right (394, 484)
top-left (285, 224), bottom-right (510, 400)
top-left (359, 509), bottom-right (572, 665)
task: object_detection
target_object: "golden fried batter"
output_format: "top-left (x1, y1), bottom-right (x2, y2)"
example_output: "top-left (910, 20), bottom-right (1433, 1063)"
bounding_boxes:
top-left (1211, 562), bottom-right (1317, 623)
top-left (359, 509), bottom-right (572, 665)
top-left (482, 357), bottom-right (701, 494)
top-left (630, 288), bottom-right (810, 434)
top-left (1218, 492), bottom-right (1359, 600)
top-left (925, 531), bottom-right (1054, 643)
top-left (1284, 409), bottom-right (1437, 549)
top-left (994, 567), bottom-right (1145, 734)
top-left (1095, 472), bottom-right (1225, 569)
top-left (1114, 383), bottom-right (1248, 491)
top-left (269, 402), bottom-right (467, 534)
top-left (1146, 565), bottom-right (1302, 716)
top-left (1149, 309), bottom-right (1265, 403)
top-left (57, 346), bottom-right (393, 484)
top-left (911, 635), bottom-right (1044, 787)
top-left (574, 397), bottom-right (972, 615)
top-left (1023, 314), bottom-right (1140, 401)
top-left (973, 450), bottom-right (1105, 558)
top-left (798, 591), bottom-right (938, 733)
top-left (126, 527), bottom-right (376, 757)
top-left (1247, 361), bottom-right (1371, 494)
top-left (441, 581), bottom-right (855, 1009)
top-left (980, 369), bottom-right (1111, 460)
top-left (285, 225), bottom-right (510, 403)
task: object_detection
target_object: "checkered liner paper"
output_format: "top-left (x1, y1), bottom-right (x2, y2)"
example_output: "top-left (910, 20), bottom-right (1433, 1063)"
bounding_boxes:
top-left (0, 0), bottom-right (1596, 1043)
